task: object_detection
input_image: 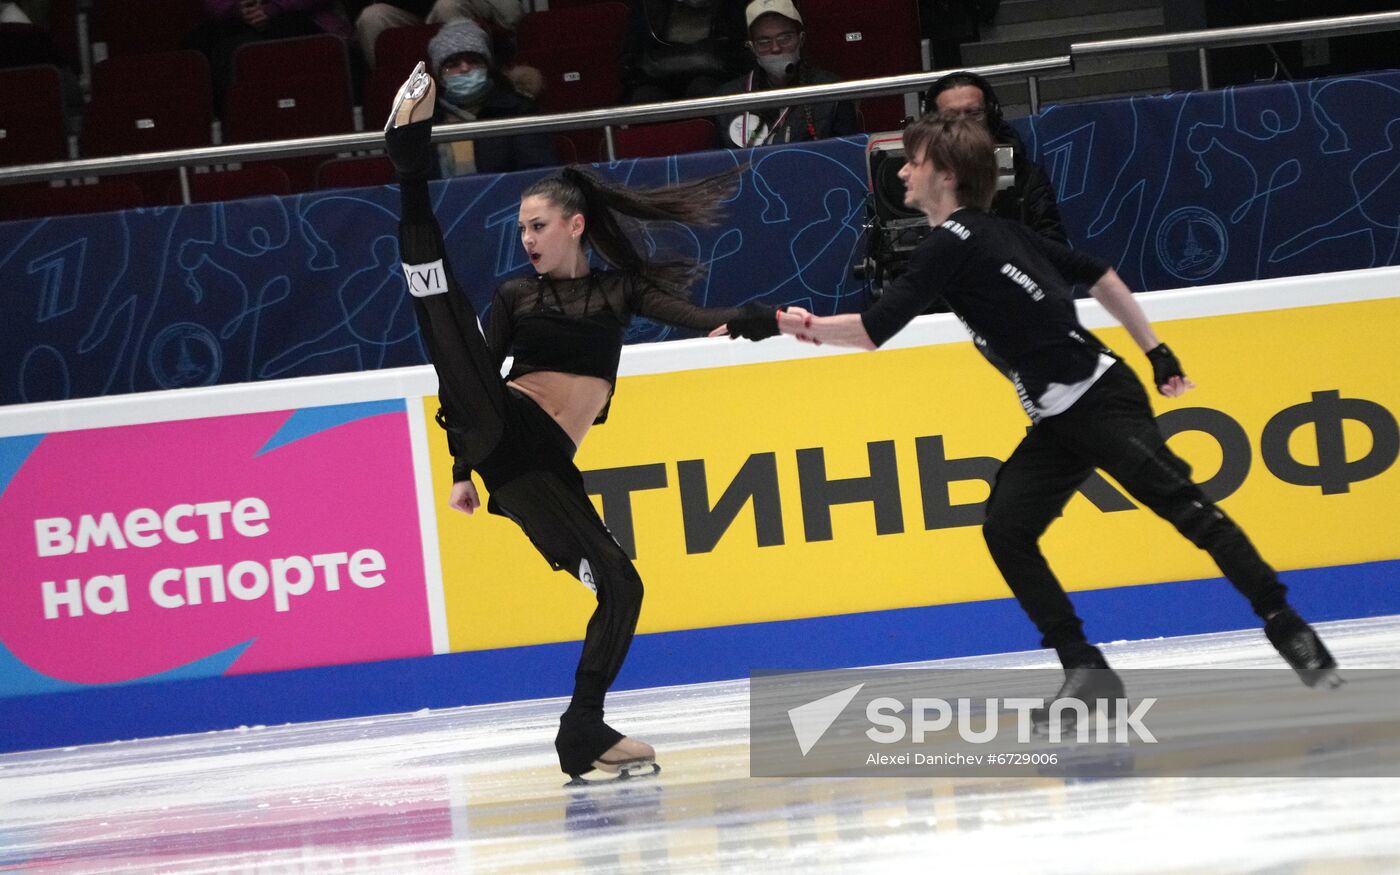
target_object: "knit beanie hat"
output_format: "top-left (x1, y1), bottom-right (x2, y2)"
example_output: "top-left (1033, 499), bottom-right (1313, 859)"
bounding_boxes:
top-left (429, 19), bottom-right (493, 73)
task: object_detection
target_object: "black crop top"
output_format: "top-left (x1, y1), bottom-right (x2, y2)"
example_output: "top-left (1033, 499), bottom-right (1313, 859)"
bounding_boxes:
top-left (486, 269), bottom-right (750, 424)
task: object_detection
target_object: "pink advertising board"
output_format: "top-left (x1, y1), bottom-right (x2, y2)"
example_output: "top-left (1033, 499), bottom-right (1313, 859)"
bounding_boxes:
top-left (0, 399), bottom-right (433, 695)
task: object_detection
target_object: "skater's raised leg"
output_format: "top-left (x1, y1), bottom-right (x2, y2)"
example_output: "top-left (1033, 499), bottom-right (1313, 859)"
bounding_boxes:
top-left (386, 63), bottom-right (507, 468)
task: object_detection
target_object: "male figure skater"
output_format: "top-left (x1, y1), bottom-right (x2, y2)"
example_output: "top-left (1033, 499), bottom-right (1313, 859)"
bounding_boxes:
top-left (753, 112), bottom-right (1340, 719)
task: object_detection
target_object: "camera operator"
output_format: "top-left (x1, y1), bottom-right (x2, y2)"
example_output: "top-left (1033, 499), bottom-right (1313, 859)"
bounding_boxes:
top-left (924, 70), bottom-right (1065, 243)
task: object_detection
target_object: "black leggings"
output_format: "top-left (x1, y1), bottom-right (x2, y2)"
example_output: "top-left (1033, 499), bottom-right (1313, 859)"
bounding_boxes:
top-left (982, 362), bottom-right (1288, 664)
top-left (398, 176), bottom-right (642, 775)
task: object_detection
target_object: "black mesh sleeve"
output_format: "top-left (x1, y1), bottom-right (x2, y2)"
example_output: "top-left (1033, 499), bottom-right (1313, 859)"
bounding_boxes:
top-left (627, 274), bottom-right (749, 332)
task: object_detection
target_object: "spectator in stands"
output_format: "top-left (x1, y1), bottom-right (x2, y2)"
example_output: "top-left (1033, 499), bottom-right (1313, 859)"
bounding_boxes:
top-left (924, 70), bottom-right (1066, 243)
top-left (192, 0), bottom-right (352, 101)
top-left (621, 0), bottom-right (748, 104)
top-left (426, 18), bottom-right (556, 176)
top-left (351, 0), bottom-right (527, 68)
top-left (712, 0), bottom-right (857, 148)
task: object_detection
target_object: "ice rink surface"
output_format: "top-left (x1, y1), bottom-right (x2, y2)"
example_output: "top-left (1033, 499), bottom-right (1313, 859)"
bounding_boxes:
top-left (3, 615), bottom-right (1399, 874)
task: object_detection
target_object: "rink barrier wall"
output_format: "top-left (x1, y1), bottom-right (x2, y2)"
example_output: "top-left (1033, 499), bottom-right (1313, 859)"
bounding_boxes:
top-left (3, 558), bottom-right (1397, 753)
top-left (2, 266), bottom-right (1398, 752)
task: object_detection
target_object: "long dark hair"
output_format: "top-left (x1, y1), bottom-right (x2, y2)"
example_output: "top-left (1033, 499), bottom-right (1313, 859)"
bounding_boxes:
top-left (521, 164), bottom-right (740, 296)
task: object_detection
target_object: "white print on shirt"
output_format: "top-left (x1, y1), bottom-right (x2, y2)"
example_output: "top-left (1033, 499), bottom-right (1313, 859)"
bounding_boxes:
top-left (941, 219), bottom-right (971, 240)
top-left (1000, 263), bottom-right (1046, 301)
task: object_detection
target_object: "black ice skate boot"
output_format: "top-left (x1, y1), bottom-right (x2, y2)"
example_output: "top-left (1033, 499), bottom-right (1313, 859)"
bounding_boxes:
top-left (1265, 607), bottom-right (1343, 688)
top-left (383, 61), bottom-right (437, 181)
top-left (1032, 647), bottom-right (1127, 738)
top-left (557, 711), bottom-right (660, 786)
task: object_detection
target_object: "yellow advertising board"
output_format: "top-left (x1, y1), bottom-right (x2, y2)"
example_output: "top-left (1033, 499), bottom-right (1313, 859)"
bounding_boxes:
top-left (428, 273), bottom-right (1400, 652)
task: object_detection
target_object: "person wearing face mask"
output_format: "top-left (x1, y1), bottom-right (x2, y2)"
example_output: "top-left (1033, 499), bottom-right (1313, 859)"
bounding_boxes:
top-left (426, 18), bottom-right (557, 177)
top-left (383, 64), bottom-right (782, 783)
top-left (711, 0), bottom-right (857, 148)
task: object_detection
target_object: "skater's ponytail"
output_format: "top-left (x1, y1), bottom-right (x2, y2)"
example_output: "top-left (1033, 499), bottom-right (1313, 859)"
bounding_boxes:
top-left (522, 165), bottom-right (740, 297)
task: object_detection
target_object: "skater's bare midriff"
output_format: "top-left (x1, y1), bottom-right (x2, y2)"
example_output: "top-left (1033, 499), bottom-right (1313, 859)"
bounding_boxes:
top-left (508, 371), bottom-right (610, 448)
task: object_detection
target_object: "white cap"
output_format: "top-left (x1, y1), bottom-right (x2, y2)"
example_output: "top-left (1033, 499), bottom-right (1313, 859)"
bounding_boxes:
top-left (745, 0), bottom-right (802, 29)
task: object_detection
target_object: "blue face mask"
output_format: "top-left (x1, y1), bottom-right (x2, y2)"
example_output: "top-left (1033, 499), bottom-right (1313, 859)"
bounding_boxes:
top-left (443, 68), bottom-right (489, 105)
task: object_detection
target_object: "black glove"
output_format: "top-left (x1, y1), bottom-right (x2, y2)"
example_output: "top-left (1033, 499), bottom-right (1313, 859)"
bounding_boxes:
top-left (385, 117), bottom-right (436, 182)
top-left (726, 302), bottom-right (780, 341)
top-left (1146, 342), bottom-right (1185, 391)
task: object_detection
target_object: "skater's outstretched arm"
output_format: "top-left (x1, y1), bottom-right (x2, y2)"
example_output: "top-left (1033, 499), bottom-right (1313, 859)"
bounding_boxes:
top-left (1086, 269), bottom-right (1195, 397)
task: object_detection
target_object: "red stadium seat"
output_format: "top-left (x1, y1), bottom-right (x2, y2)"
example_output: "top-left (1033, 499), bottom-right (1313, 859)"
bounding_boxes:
top-left (554, 128), bottom-right (611, 164)
top-left (90, 0), bottom-right (204, 59)
top-left (6, 179), bottom-right (144, 220)
top-left (799, 0), bottom-right (922, 131)
top-left (91, 49), bottom-right (211, 101)
top-left (82, 51), bottom-right (213, 203)
top-left (79, 86), bottom-right (213, 203)
top-left (80, 91), bottom-right (213, 156)
top-left (315, 156), bottom-right (395, 190)
top-left (375, 22), bottom-right (440, 74)
top-left (223, 35), bottom-right (356, 191)
top-left (0, 65), bottom-right (68, 168)
top-left (553, 133), bottom-right (580, 164)
top-left (613, 118), bottom-right (715, 159)
top-left (516, 3), bottom-right (626, 52)
top-left (513, 46), bottom-right (624, 114)
top-left (363, 23), bottom-right (440, 131)
top-left (232, 32), bottom-right (352, 89)
top-left (514, 4), bottom-right (627, 113)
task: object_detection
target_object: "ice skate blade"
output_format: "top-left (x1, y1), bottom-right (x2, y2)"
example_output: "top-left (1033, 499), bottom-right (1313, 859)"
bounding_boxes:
top-left (384, 61), bottom-right (435, 133)
top-left (565, 762), bottom-right (661, 787)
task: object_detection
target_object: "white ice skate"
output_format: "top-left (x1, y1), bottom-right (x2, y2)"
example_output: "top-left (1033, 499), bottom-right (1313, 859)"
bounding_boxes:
top-left (565, 737), bottom-right (661, 786)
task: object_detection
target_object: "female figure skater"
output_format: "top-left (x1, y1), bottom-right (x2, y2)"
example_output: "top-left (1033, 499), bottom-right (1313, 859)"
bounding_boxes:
top-left (384, 63), bottom-right (779, 782)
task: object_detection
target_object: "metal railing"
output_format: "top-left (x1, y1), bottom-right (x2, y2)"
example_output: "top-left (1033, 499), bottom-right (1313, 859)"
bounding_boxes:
top-left (0, 57), bottom-right (1069, 190)
top-left (3, 11), bottom-right (1398, 194)
top-left (1072, 10), bottom-right (1400, 91)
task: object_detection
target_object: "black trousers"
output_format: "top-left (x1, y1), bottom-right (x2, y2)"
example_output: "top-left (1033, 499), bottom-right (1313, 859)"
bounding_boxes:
top-left (982, 362), bottom-right (1288, 664)
top-left (397, 174), bottom-right (640, 775)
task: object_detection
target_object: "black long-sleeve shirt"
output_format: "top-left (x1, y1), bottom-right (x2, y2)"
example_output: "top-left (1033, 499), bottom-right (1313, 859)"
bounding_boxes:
top-left (862, 207), bottom-right (1116, 421)
top-left (446, 268), bottom-right (751, 481)
top-left (486, 269), bottom-right (749, 422)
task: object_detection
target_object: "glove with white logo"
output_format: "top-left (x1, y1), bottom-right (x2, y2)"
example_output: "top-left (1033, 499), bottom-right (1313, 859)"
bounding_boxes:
top-left (1146, 343), bottom-right (1185, 390)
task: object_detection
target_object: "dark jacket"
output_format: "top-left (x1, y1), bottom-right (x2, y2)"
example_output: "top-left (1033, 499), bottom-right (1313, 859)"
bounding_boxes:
top-left (712, 62), bottom-right (860, 148)
top-left (992, 123), bottom-right (1066, 244)
top-left (435, 82), bottom-right (558, 177)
